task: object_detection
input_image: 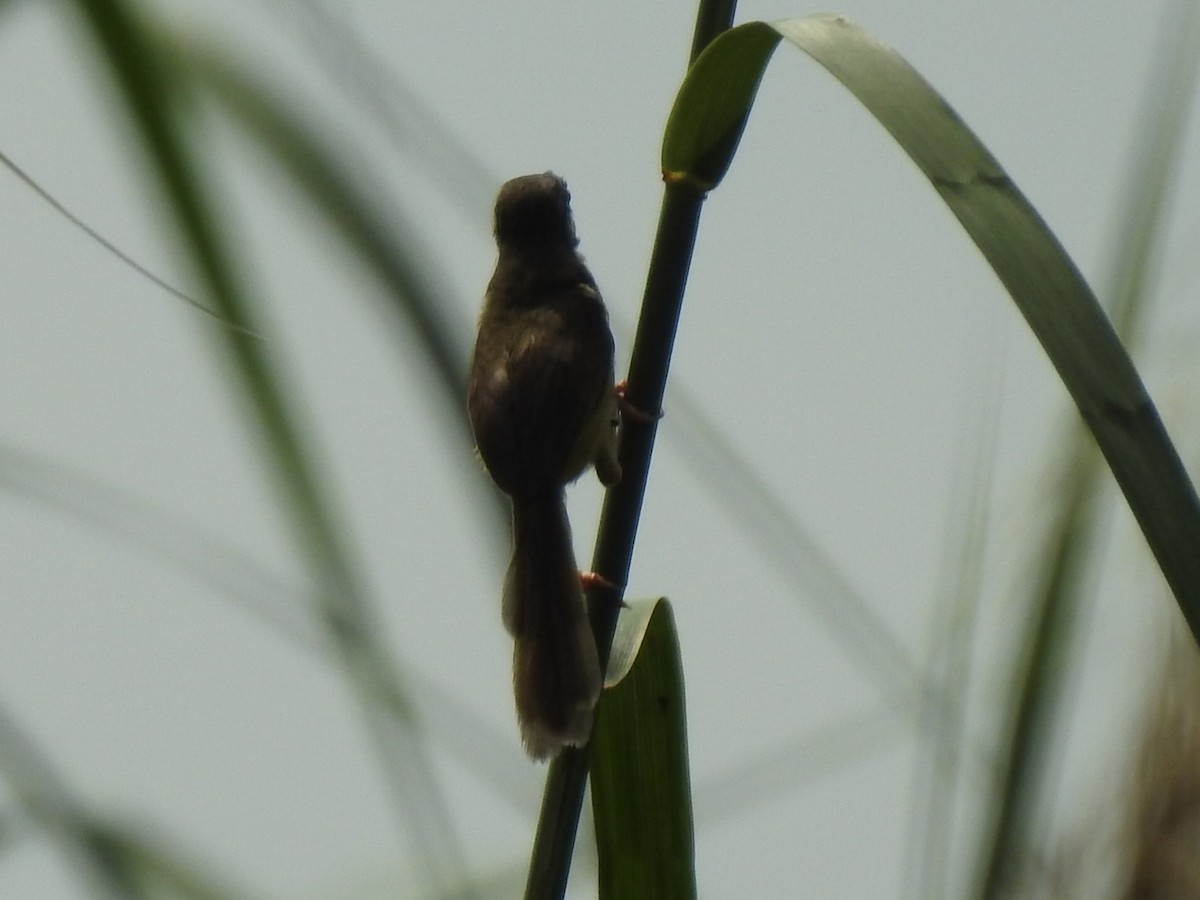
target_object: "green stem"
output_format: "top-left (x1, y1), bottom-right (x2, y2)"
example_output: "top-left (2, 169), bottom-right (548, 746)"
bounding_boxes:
top-left (522, 2), bottom-right (737, 896)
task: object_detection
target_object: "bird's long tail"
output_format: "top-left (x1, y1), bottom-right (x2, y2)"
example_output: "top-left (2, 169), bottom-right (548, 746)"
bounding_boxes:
top-left (504, 493), bottom-right (601, 759)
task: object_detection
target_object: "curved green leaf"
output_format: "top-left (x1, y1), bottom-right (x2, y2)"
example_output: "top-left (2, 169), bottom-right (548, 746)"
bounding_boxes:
top-left (662, 14), bottom-right (1200, 640)
top-left (591, 599), bottom-right (695, 900)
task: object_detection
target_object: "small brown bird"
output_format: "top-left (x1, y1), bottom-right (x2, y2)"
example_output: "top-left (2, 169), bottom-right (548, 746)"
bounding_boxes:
top-left (467, 173), bottom-right (621, 760)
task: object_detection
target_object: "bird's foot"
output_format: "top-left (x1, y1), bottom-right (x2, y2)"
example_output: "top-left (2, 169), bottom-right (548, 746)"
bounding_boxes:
top-left (615, 380), bottom-right (663, 424)
top-left (580, 570), bottom-right (616, 592)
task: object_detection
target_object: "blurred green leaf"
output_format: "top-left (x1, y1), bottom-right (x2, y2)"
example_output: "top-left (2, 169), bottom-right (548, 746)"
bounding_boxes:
top-left (0, 702), bottom-right (142, 899)
top-left (174, 38), bottom-right (472, 409)
top-left (68, 1), bottom-right (473, 893)
top-left (591, 599), bottom-right (696, 900)
top-left (88, 824), bottom-right (253, 900)
top-left (661, 14), bottom-right (1200, 643)
top-left (163, 22), bottom-right (507, 534)
top-left (976, 4), bottom-right (1200, 895)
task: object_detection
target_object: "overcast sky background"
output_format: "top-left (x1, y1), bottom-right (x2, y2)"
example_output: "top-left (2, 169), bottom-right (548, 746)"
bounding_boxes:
top-left (2, 1), bottom-right (1199, 897)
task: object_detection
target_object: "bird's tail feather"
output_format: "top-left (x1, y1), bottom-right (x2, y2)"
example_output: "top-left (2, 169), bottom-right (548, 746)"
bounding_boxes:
top-left (505, 494), bottom-right (601, 759)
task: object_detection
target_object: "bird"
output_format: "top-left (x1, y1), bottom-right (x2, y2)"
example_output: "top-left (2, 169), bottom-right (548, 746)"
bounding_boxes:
top-left (467, 172), bottom-right (622, 760)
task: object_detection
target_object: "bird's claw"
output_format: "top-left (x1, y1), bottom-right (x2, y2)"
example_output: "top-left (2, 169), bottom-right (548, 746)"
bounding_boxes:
top-left (615, 380), bottom-right (663, 424)
top-left (580, 570), bottom-right (616, 592)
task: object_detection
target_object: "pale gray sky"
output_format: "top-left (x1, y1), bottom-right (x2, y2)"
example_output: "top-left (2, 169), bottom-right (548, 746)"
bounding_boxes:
top-left (2, 1), bottom-right (1198, 897)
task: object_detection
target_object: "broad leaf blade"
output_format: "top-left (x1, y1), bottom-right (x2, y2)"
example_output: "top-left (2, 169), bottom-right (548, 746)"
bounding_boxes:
top-left (591, 599), bottom-right (695, 900)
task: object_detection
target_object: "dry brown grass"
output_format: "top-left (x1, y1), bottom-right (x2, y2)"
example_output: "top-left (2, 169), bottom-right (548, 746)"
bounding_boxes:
top-left (1121, 630), bottom-right (1200, 899)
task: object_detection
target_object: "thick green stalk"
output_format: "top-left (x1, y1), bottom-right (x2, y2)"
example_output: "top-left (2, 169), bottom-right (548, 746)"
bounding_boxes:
top-left (523, 2), bottom-right (737, 896)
